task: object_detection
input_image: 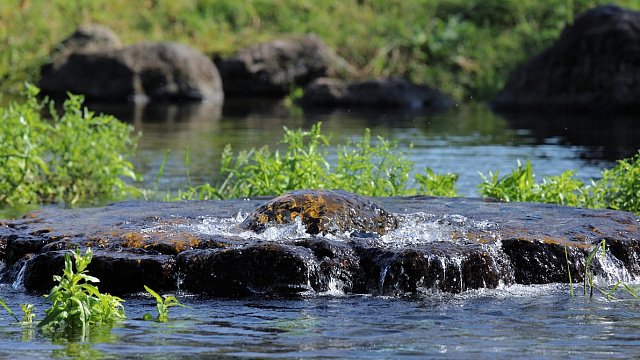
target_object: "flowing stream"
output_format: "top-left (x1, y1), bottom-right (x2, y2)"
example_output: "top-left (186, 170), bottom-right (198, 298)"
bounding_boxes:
top-left (0, 100), bottom-right (639, 358)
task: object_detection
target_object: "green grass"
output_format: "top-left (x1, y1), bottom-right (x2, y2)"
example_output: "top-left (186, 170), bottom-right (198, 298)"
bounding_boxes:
top-left (3, 0), bottom-right (640, 101)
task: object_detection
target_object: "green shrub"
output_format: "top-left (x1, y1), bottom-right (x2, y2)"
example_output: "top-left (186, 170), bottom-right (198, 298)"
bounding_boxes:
top-left (596, 151), bottom-right (640, 214)
top-left (167, 123), bottom-right (459, 200)
top-left (477, 159), bottom-right (590, 206)
top-left (477, 156), bottom-right (640, 215)
top-left (416, 167), bottom-right (459, 197)
top-left (143, 285), bottom-right (188, 323)
top-left (0, 85), bottom-right (138, 207)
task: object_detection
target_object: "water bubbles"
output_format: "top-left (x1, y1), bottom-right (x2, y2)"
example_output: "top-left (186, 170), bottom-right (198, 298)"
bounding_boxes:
top-left (380, 212), bottom-right (501, 247)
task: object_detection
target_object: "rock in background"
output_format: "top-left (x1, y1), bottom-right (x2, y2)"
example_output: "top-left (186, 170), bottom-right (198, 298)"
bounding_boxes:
top-left (39, 24), bottom-right (224, 104)
top-left (216, 34), bottom-right (353, 96)
top-left (493, 5), bottom-right (640, 113)
top-left (300, 77), bottom-right (455, 111)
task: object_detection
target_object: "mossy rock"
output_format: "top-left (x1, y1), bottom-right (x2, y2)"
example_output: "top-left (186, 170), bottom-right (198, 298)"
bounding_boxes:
top-left (239, 189), bottom-right (398, 236)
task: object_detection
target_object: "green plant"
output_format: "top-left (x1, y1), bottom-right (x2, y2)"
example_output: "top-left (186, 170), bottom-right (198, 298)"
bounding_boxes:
top-left (0, 298), bottom-right (36, 326)
top-left (38, 248), bottom-right (125, 337)
top-left (143, 285), bottom-right (187, 322)
top-left (0, 298), bottom-right (19, 323)
top-left (165, 123), bottom-right (459, 200)
top-left (416, 167), bottom-right (459, 197)
top-left (564, 245), bottom-right (574, 298)
top-left (477, 159), bottom-right (589, 206)
top-left (0, 84), bottom-right (138, 207)
top-left (596, 151), bottom-right (640, 214)
top-left (331, 129), bottom-right (415, 197)
top-left (20, 304), bottom-right (35, 325)
top-left (583, 240), bottom-right (606, 298)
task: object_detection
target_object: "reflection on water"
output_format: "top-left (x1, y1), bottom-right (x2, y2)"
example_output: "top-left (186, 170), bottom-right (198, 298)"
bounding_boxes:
top-left (86, 100), bottom-right (637, 196)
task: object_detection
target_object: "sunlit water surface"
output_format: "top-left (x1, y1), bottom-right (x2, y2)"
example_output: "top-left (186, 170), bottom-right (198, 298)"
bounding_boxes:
top-left (2, 284), bottom-right (640, 359)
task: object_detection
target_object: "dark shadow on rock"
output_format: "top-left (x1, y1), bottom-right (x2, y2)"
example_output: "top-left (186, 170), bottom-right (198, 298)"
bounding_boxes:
top-left (300, 77), bottom-right (455, 112)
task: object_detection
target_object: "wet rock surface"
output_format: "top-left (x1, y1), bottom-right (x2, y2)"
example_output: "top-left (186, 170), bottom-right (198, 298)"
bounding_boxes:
top-left (493, 5), bottom-right (640, 113)
top-left (300, 77), bottom-right (454, 111)
top-left (40, 25), bottom-right (224, 103)
top-left (1, 193), bottom-right (638, 297)
top-left (239, 189), bottom-right (398, 236)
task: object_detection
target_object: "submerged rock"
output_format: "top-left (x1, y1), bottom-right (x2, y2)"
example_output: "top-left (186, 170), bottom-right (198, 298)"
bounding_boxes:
top-left (40, 25), bottom-right (224, 103)
top-left (239, 189), bottom-right (398, 236)
top-left (0, 196), bottom-right (639, 297)
top-left (300, 77), bottom-right (454, 111)
top-left (216, 35), bottom-right (353, 96)
top-left (493, 5), bottom-right (640, 112)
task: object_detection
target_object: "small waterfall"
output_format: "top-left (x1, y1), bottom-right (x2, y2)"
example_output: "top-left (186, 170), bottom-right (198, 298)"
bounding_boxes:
top-left (11, 260), bottom-right (28, 290)
top-left (592, 248), bottom-right (634, 286)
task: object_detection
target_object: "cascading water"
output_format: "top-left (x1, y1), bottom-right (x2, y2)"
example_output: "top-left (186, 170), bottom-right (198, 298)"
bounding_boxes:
top-left (1, 193), bottom-right (639, 297)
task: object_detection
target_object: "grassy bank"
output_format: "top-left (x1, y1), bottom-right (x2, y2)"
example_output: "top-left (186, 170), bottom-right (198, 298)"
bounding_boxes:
top-left (2, 0), bottom-right (639, 101)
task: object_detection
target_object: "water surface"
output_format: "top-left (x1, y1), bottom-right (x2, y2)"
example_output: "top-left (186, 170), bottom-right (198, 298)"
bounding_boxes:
top-left (2, 284), bottom-right (640, 359)
top-left (89, 99), bottom-right (637, 197)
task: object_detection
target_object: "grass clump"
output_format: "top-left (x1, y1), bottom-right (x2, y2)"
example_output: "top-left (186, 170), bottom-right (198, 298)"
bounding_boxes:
top-left (0, 85), bottom-right (138, 207)
top-left (38, 248), bottom-right (126, 338)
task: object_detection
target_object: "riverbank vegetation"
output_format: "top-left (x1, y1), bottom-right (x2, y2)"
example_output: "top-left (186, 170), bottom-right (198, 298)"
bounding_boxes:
top-left (0, 89), bottom-right (639, 215)
top-left (3, 0), bottom-right (639, 101)
top-left (0, 86), bottom-right (137, 208)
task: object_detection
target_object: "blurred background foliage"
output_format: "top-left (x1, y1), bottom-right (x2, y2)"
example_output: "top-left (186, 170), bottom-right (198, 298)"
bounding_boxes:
top-left (2, 0), bottom-right (639, 101)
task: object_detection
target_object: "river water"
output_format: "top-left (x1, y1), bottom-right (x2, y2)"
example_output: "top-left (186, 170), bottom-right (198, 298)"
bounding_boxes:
top-left (91, 99), bottom-right (639, 197)
top-left (1, 100), bottom-right (639, 358)
top-left (2, 283), bottom-right (640, 359)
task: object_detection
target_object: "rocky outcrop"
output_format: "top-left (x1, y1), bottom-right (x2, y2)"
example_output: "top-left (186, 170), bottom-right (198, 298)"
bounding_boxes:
top-left (40, 25), bottom-right (224, 103)
top-left (216, 35), bottom-right (353, 96)
top-left (493, 5), bottom-right (640, 112)
top-left (1, 194), bottom-right (639, 297)
top-left (300, 77), bottom-right (455, 111)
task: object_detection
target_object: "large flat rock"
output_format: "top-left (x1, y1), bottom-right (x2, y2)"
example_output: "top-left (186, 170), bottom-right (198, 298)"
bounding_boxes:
top-left (1, 197), bottom-right (638, 297)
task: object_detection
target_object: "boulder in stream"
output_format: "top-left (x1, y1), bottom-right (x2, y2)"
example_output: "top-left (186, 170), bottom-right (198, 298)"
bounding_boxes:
top-left (300, 77), bottom-right (455, 111)
top-left (216, 35), bottom-right (353, 96)
top-left (1, 193), bottom-right (639, 297)
top-left (40, 25), bottom-right (224, 103)
top-left (493, 5), bottom-right (640, 113)
top-left (239, 189), bottom-right (398, 236)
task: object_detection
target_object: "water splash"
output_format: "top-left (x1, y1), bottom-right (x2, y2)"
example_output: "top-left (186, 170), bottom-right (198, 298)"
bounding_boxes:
top-left (11, 260), bottom-right (27, 290)
top-left (592, 249), bottom-right (635, 286)
top-left (380, 212), bottom-right (501, 247)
